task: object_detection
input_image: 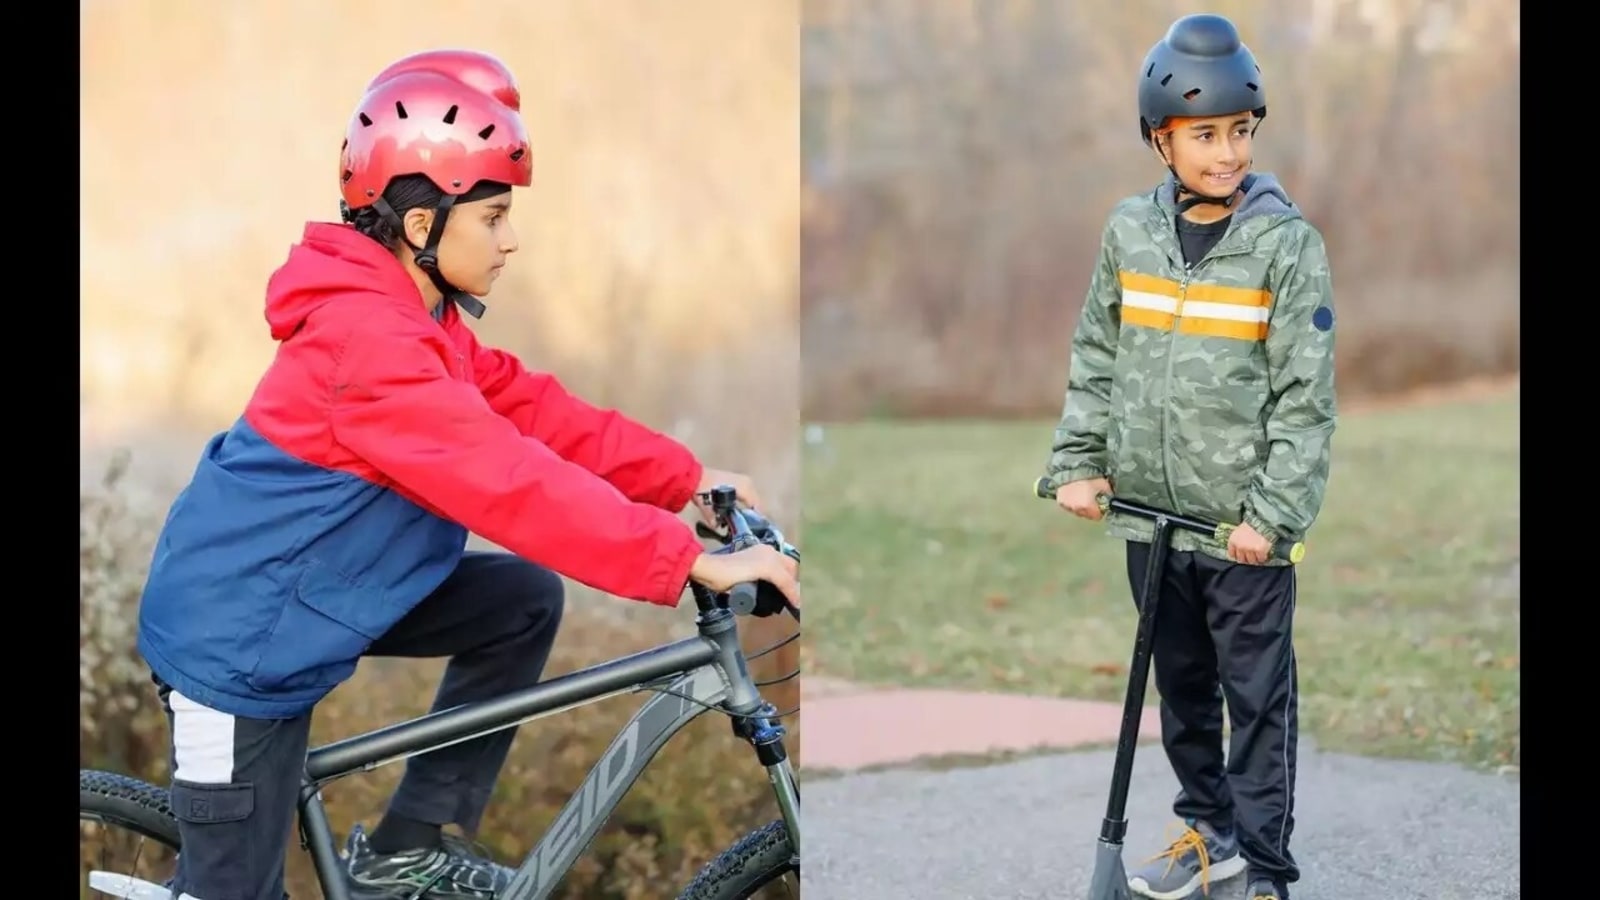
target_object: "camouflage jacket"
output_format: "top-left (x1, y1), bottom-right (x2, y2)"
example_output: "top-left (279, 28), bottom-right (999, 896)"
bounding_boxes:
top-left (1044, 171), bottom-right (1338, 564)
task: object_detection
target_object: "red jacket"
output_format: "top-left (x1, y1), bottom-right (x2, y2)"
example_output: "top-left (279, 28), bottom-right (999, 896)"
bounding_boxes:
top-left (136, 221), bottom-right (705, 718)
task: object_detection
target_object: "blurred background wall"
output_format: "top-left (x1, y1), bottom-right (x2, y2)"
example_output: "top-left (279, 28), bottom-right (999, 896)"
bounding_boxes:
top-left (80, 3), bottom-right (800, 895)
top-left (800, 0), bottom-right (1519, 419)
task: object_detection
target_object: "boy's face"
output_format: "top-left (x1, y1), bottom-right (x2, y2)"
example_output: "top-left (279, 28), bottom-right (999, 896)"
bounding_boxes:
top-left (1157, 112), bottom-right (1254, 197)
top-left (406, 192), bottom-right (520, 297)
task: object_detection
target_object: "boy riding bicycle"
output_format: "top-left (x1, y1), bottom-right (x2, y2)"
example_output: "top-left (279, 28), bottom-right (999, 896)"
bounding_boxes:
top-left (1044, 15), bottom-right (1337, 900)
top-left (135, 48), bottom-right (799, 900)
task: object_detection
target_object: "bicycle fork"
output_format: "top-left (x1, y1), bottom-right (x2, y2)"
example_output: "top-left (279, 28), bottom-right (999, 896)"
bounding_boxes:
top-left (735, 708), bottom-right (800, 860)
top-left (703, 610), bottom-right (801, 860)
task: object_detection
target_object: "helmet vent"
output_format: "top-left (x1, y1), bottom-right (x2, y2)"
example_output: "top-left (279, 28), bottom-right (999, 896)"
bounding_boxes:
top-left (509, 147), bottom-right (525, 162)
top-left (358, 113), bottom-right (373, 127)
top-left (1246, 81), bottom-right (1259, 91)
top-left (395, 101), bottom-right (408, 119)
top-left (1183, 88), bottom-right (1201, 101)
top-left (443, 104), bottom-right (459, 124)
top-left (1160, 73), bottom-right (1173, 86)
top-left (478, 123), bottom-right (497, 140)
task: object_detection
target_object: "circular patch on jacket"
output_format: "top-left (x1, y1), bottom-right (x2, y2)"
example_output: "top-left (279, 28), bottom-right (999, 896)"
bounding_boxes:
top-left (1312, 306), bottom-right (1334, 332)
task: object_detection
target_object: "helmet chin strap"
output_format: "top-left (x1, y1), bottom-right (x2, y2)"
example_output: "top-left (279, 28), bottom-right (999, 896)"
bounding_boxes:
top-left (369, 194), bottom-right (488, 319)
top-left (1171, 163), bottom-right (1243, 214)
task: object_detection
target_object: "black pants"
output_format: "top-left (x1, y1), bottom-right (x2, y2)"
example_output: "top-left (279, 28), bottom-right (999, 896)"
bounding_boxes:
top-left (158, 551), bottom-right (565, 900)
top-left (1125, 540), bottom-right (1300, 886)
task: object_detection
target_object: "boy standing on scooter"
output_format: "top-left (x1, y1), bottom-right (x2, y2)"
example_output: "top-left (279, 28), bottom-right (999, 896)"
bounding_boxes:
top-left (1043, 14), bottom-right (1337, 900)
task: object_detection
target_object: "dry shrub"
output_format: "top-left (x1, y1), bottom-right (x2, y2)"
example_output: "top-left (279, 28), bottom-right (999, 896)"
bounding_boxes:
top-left (79, 455), bottom-right (798, 898)
top-left (80, 451), bottom-right (170, 779)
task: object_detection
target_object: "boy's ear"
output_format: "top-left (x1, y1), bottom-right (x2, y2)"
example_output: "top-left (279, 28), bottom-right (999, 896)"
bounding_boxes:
top-left (402, 208), bottom-right (434, 246)
top-left (1155, 133), bottom-right (1177, 167)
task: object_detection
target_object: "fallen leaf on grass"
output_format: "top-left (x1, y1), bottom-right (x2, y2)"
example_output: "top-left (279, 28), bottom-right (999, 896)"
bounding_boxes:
top-left (985, 594), bottom-right (1009, 611)
top-left (1090, 662), bottom-right (1124, 677)
top-left (990, 666), bottom-right (1026, 684)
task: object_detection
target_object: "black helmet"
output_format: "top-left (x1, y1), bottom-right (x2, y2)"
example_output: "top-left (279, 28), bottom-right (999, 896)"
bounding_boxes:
top-left (1138, 14), bottom-right (1266, 146)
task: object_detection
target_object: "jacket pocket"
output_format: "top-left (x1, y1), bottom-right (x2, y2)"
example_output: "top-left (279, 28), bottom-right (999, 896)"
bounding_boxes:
top-left (246, 559), bottom-right (402, 694)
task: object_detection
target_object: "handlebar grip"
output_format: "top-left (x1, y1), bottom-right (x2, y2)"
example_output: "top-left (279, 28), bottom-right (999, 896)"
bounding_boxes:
top-left (727, 581), bottom-right (759, 616)
top-left (1215, 525), bottom-right (1306, 564)
top-left (1035, 476), bottom-right (1307, 563)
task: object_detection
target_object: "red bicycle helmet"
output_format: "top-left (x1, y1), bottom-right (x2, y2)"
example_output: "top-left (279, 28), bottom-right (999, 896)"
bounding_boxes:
top-left (340, 49), bottom-right (532, 209)
top-left (337, 49), bottom-right (533, 317)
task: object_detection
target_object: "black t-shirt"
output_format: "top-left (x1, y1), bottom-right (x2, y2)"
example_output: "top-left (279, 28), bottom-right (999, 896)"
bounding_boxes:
top-left (1176, 213), bottom-right (1231, 268)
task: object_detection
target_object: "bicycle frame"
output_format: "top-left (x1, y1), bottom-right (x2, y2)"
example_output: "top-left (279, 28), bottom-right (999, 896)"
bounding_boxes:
top-left (85, 488), bottom-right (799, 900)
top-left (286, 594), bottom-right (797, 900)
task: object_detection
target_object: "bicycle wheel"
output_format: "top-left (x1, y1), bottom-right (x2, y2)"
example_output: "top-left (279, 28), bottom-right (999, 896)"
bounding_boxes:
top-left (676, 819), bottom-right (797, 900)
top-left (80, 769), bottom-right (181, 898)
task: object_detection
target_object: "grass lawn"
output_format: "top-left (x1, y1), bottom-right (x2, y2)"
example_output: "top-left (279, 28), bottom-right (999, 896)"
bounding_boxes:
top-left (800, 384), bottom-right (1520, 770)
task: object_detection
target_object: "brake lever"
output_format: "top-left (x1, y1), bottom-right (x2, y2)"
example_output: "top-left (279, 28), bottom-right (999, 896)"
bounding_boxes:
top-left (695, 521), bottom-right (732, 545)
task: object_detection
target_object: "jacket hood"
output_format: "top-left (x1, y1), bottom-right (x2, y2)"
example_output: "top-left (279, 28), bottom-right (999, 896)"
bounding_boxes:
top-left (1157, 170), bottom-right (1300, 225)
top-left (262, 222), bottom-right (424, 341)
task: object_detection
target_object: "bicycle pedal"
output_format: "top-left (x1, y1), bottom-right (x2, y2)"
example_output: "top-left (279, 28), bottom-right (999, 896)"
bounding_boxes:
top-left (87, 871), bottom-right (173, 900)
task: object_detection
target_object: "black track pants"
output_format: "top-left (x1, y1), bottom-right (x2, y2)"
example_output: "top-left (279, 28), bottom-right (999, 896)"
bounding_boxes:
top-left (1125, 540), bottom-right (1301, 885)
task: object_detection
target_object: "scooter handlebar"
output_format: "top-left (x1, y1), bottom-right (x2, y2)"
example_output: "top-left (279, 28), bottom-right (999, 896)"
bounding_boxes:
top-left (1032, 476), bottom-right (1305, 564)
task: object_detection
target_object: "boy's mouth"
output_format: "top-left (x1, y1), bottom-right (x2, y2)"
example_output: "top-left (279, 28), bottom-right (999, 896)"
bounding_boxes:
top-left (1204, 167), bottom-right (1241, 184)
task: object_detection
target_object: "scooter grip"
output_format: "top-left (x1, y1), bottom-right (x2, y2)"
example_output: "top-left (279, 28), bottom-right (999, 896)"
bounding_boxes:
top-left (1216, 522), bottom-right (1307, 563)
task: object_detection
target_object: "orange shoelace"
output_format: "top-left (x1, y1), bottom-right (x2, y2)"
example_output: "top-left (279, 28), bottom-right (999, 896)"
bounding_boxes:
top-left (1144, 823), bottom-right (1215, 892)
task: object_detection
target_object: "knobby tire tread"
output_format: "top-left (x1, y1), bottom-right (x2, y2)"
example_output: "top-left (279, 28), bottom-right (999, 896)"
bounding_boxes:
top-left (80, 769), bottom-right (181, 848)
top-left (676, 819), bottom-right (796, 900)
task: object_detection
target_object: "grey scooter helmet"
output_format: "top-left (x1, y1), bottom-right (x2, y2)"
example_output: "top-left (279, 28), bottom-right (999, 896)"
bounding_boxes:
top-left (1138, 14), bottom-right (1266, 147)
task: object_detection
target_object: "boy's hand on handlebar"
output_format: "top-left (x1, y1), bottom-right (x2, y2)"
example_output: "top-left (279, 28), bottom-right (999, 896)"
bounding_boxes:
top-left (689, 545), bottom-right (801, 609)
top-left (1056, 477), bottom-right (1112, 520)
top-left (1226, 520), bottom-right (1272, 566)
top-left (694, 468), bottom-right (763, 524)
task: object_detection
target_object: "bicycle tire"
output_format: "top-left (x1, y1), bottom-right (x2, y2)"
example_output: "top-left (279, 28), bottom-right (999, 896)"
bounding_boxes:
top-left (80, 768), bottom-right (180, 848)
top-left (676, 819), bottom-right (797, 900)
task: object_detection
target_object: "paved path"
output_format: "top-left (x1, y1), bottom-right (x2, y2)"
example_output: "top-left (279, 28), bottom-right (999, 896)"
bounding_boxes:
top-left (801, 736), bottom-right (1520, 899)
top-left (802, 679), bottom-right (1160, 770)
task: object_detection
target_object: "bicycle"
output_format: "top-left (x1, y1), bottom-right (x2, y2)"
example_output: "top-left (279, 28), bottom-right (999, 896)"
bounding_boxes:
top-left (79, 484), bottom-right (802, 900)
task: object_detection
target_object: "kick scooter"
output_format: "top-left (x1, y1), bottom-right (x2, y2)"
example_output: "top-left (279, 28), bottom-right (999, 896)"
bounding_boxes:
top-left (1033, 476), bottom-right (1304, 899)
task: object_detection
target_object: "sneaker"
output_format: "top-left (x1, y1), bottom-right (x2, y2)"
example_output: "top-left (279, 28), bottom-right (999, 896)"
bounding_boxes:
top-left (344, 823), bottom-right (514, 898)
top-left (1247, 876), bottom-right (1288, 899)
top-left (1127, 818), bottom-right (1248, 899)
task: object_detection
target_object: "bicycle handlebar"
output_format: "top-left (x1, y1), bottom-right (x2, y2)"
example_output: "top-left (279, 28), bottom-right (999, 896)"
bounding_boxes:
top-left (1032, 475), bottom-right (1305, 564)
top-left (694, 485), bottom-right (802, 621)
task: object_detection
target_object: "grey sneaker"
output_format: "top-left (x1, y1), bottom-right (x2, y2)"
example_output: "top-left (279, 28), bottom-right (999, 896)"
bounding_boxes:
top-left (344, 823), bottom-right (514, 898)
top-left (1247, 876), bottom-right (1288, 899)
top-left (1127, 818), bottom-right (1247, 899)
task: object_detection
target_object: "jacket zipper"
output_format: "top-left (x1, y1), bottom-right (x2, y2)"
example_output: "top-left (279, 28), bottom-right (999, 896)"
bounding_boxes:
top-left (1158, 224), bottom-right (1254, 518)
top-left (1160, 264), bottom-right (1191, 514)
